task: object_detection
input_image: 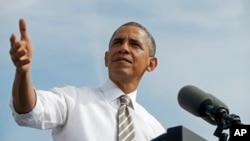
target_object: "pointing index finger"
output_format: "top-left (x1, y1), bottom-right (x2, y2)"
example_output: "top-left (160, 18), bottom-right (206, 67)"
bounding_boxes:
top-left (19, 18), bottom-right (30, 41)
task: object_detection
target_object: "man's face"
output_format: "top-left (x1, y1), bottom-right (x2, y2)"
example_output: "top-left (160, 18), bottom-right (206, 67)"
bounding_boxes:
top-left (105, 25), bottom-right (157, 82)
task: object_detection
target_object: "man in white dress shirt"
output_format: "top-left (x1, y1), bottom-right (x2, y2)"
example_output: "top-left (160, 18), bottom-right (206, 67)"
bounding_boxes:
top-left (9, 18), bottom-right (166, 141)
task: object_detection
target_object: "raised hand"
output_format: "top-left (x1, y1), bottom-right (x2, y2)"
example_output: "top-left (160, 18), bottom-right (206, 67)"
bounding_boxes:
top-left (9, 18), bottom-right (33, 73)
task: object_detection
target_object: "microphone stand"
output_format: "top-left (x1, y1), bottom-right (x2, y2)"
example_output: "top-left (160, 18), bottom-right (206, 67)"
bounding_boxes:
top-left (208, 106), bottom-right (242, 141)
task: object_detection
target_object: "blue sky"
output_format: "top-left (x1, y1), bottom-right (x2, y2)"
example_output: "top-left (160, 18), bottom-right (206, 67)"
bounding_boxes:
top-left (1, 0), bottom-right (249, 140)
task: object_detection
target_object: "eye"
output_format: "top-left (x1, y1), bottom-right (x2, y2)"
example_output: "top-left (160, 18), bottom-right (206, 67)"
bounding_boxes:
top-left (131, 42), bottom-right (140, 47)
top-left (130, 40), bottom-right (143, 49)
top-left (111, 38), bottom-right (123, 46)
top-left (114, 40), bottom-right (122, 45)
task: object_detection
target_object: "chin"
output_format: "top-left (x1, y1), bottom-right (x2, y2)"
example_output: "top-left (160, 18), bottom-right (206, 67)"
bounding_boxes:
top-left (110, 69), bottom-right (132, 78)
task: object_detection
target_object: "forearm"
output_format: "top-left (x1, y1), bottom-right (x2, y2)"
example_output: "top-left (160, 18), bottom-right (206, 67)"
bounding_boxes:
top-left (12, 69), bottom-right (36, 114)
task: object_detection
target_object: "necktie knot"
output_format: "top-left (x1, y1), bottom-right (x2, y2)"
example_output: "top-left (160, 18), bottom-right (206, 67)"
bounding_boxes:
top-left (120, 95), bottom-right (130, 106)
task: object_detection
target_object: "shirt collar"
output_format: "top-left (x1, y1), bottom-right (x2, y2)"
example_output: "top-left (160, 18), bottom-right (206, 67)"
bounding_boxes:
top-left (101, 79), bottom-right (137, 110)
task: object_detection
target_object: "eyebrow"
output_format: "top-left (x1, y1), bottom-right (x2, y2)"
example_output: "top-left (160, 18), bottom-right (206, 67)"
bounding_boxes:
top-left (112, 37), bottom-right (142, 45)
top-left (130, 38), bottom-right (142, 47)
top-left (112, 37), bottom-right (123, 43)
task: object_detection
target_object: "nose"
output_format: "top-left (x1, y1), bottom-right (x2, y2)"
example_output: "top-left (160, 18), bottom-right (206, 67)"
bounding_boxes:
top-left (118, 42), bottom-right (129, 54)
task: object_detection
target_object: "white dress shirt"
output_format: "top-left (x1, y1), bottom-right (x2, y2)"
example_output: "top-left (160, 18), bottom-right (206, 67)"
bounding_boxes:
top-left (10, 79), bottom-right (166, 141)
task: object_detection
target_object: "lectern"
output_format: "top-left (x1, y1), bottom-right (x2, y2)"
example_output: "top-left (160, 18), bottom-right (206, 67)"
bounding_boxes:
top-left (152, 125), bottom-right (207, 141)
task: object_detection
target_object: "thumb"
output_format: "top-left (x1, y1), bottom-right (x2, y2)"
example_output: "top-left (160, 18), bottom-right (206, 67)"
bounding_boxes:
top-left (19, 18), bottom-right (30, 42)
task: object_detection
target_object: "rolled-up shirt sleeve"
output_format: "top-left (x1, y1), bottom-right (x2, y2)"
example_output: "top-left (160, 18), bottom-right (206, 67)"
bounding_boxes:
top-left (9, 88), bottom-right (69, 130)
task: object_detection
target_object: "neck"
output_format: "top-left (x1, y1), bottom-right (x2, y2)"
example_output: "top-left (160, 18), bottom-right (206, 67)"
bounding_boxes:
top-left (110, 77), bottom-right (140, 94)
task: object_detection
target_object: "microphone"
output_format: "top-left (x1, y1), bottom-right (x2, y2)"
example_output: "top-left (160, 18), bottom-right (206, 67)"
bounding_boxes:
top-left (177, 85), bottom-right (229, 125)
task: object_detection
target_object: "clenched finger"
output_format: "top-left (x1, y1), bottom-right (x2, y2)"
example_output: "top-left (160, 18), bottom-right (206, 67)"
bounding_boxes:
top-left (10, 41), bottom-right (26, 61)
top-left (10, 34), bottom-right (17, 47)
top-left (14, 59), bottom-right (30, 68)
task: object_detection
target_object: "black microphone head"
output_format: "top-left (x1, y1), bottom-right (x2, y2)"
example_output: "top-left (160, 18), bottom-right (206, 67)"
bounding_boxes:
top-left (207, 94), bottom-right (228, 110)
top-left (178, 85), bottom-right (212, 117)
top-left (201, 93), bottom-right (229, 125)
top-left (178, 85), bottom-right (229, 125)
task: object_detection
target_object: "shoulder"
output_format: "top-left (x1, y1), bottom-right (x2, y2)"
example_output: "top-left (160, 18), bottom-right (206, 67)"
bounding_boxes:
top-left (135, 103), bottom-right (164, 125)
top-left (39, 85), bottom-right (102, 107)
top-left (134, 103), bottom-right (166, 133)
top-left (49, 85), bottom-right (101, 97)
top-left (135, 103), bottom-right (157, 120)
top-left (35, 85), bottom-right (101, 101)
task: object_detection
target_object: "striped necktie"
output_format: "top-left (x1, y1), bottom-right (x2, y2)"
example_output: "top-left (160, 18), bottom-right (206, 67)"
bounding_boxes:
top-left (118, 95), bottom-right (135, 141)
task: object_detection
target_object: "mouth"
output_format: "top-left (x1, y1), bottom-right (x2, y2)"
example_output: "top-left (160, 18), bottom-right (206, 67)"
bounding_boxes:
top-left (113, 56), bottom-right (132, 64)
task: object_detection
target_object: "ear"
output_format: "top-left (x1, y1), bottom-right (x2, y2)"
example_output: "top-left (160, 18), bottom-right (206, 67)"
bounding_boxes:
top-left (104, 51), bottom-right (108, 67)
top-left (146, 57), bottom-right (158, 72)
